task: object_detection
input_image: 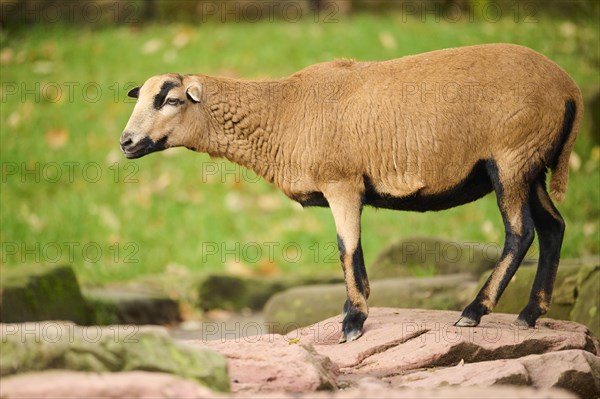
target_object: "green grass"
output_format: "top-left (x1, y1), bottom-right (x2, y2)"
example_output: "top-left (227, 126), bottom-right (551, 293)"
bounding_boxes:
top-left (1, 13), bottom-right (599, 285)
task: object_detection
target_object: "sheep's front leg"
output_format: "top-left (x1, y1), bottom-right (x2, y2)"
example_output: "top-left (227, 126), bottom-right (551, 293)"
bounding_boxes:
top-left (325, 185), bottom-right (368, 343)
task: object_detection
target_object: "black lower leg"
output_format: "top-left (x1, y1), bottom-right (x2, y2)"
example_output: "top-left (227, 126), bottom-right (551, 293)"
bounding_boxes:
top-left (457, 164), bottom-right (535, 327)
top-left (338, 235), bottom-right (368, 342)
top-left (457, 230), bottom-right (533, 326)
top-left (357, 245), bottom-right (370, 299)
top-left (517, 183), bottom-right (565, 327)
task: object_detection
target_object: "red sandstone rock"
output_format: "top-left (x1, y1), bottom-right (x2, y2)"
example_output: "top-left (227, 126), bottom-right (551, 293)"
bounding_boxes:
top-left (388, 349), bottom-right (599, 398)
top-left (3, 308), bottom-right (597, 398)
top-left (0, 370), bottom-right (214, 399)
top-left (186, 334), bottom-right (338, 393)
top-left (0, 372), bottom-right (577, 399)
top-left (290, 308), bottom-right (599, 376)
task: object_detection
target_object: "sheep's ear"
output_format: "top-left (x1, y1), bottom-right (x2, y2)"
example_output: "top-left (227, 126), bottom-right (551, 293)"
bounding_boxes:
top-left (186, 84), bottom-right (202, 103)
top-left (127, 87), bottom-right (140, 99)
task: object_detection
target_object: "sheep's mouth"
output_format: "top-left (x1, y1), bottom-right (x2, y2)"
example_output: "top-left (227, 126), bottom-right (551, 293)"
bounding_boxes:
top-left (122, 136), bottom-right (168, 159)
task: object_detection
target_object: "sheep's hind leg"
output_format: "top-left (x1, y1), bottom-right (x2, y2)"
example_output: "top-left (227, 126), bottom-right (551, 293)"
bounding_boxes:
top-left (456, 162), bottom-right (535, 327)
top-left (515, 178), bottom-right (565, 327)
top-left (325, 185), bottom-right (368, 343)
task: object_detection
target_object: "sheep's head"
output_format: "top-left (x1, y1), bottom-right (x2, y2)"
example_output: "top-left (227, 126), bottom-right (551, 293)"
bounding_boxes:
top-left (120, 74), bottom-right (203, 159)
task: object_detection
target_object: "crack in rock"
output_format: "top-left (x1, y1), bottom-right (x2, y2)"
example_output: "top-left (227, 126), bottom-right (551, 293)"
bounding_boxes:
top-left (352, 329), bottom-right (431, 369)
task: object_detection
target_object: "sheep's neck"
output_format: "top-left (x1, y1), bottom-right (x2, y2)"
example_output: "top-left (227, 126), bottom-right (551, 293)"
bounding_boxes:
top-left (205, 79), bottom-right (283, 184)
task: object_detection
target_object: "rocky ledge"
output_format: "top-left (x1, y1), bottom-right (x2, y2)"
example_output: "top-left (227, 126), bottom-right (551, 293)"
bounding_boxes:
top-left (190, 308), bottom-right (599, 398)
top-left (1, 308), bottom-right (598, 398)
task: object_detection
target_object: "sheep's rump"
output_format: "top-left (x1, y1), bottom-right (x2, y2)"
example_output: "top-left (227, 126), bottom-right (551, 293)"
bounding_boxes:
top-left (281, 43), bottom-right (581, 205)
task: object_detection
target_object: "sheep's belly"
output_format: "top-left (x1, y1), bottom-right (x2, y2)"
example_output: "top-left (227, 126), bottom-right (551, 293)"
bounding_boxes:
top-left (363, 160), bottom-right (493, 212)
top-left (295, 160), bottom-right (493, 211)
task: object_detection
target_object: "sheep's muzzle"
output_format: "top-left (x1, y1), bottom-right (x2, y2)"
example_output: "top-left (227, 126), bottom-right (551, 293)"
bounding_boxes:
top-left (120, 134), bottom-right (168, 159)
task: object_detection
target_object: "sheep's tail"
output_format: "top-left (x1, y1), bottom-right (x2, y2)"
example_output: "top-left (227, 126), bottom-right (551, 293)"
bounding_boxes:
top-left (549, 97), bottom-right (582, 202)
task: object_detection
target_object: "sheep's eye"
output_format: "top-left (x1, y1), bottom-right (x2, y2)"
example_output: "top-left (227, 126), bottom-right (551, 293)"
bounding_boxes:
top-left (166, 98), bottom-right (180, 106)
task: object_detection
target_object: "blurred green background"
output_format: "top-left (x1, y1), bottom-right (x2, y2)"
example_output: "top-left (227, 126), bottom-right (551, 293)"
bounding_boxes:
top-left (1, 0), bottom-right (599, 287)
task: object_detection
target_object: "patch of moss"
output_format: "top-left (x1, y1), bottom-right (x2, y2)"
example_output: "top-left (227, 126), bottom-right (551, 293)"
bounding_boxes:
top-left (0, 324), bottom-right (230, 392)
top-left (0, 265), bottom-right (94, 325)
top-left (571, 265), bottom-right (600, 338)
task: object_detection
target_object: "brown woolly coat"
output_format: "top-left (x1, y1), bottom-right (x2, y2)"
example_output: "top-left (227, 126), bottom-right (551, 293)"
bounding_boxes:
top-left (185, 43), bottom-right (581, 204)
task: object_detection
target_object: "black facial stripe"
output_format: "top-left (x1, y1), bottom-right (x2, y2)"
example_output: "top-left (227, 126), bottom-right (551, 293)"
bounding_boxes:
top-left (153, 81), bottom-right (180, 110)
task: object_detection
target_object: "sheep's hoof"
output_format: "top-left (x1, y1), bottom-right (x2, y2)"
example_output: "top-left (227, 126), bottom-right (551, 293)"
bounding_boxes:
top-left (339, 308), bottom-right (367, 344)
top-left (456, 301), bottom-right (487, 327)
top-left (513, 312), bottom-right (537, 328)
top-left (515, 306), bottom-right (539, 328)
top-left (339, 329), bottom-right (362, 343)
top-left (454, 316), bottom-right (479, 327)
top-left (512, 317), bottom-right (534, 328)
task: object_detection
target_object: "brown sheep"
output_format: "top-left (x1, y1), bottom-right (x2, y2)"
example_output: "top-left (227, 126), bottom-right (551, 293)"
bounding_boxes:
top-left (120, 44), bottom-right (582, 342)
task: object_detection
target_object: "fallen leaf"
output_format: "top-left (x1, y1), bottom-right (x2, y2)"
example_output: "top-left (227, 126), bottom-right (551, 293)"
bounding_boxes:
top-left (0, 48), bottom-right (13, 65)
top-left (560, 21), bottom-right (577, 38)
top-left (165, 262), bottom-right (190, 276)
top-left (257, 260), bottom-right (281, 277)
top-left (583, 222), bottom-right (596, 237)
top-left (20, 204), bottom-right (45, 233)
top-left (379, 32), bottom-right (397, 50)
top-left (8, 112), bottom-right (20, 128)
top-left (152, 172), bottom-right (171, 193)
top-left (225, 259), bottom-right (254, 277)
top-left (142, 38), bottom-right (163, 54)
top-left (257, 194), bottom-right (282, 212)
top-left (45, 128), bottom-right (69, 149)
top-left (205, 309), bottom-right (234, 321)
top-left (172, 31), bottom-right (191, 48)
top-left (105, 149), bottom-right (121, 166)
top-left (225, 192), bottom-right (246, 212)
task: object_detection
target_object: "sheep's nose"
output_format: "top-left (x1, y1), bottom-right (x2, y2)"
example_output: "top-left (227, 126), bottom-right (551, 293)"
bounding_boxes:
top-left (120, 132), bottom-right (134, 150)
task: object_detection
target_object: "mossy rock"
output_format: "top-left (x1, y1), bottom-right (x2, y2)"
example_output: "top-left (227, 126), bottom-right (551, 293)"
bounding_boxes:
top-left (0, 322), bottom-right (230, 392)
top-left (0, 265), bottom-right (94, 325)
top-left (83, 286), bottom-right (181, 326)
top-left (196, 273), bottom-right (342, 311)
top-left (264, 274), bottom-right (477, 333)
top-left (370, 237), bottom-right (503, 280)
top-left (570, 264), bottom-right (600, 338)
top-left (263, 284), bottom-right (345, 334)
top-left (477, 261), bottom-right (598, 324)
